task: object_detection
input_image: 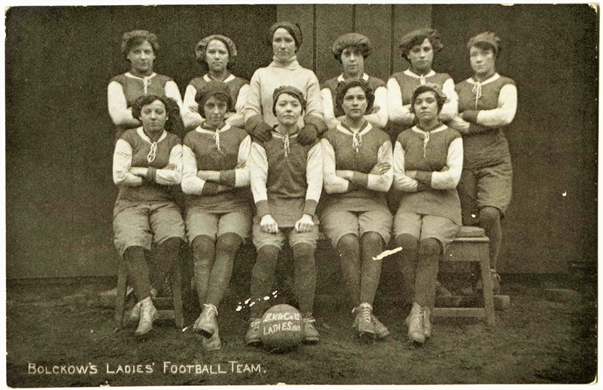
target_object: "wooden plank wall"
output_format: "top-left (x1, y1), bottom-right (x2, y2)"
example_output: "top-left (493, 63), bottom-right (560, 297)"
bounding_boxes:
top-left (6, 5), bottom-right (597, 278)
top-left (277, 5), bottom-right (432, 83)
top-left (6, 5), bottom-right (277, 279)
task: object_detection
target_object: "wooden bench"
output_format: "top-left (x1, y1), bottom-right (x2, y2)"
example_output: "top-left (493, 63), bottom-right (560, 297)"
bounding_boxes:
top-left (114, 258), bottom-right (184, 329)
top-left (433, 226), bottom-right (496, 326)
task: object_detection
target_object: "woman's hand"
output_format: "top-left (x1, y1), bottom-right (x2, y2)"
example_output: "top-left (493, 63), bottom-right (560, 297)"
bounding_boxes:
top-left (129, 167), bottom-right (146, 177)
top-left (260, 214), bottom-right (279, 234)
top-left (197, 170), bottom-right (220, 182)
top-left (370, 163), bottom-right (391, 175)
top-left (336, 170), bottom-right (354, 181)
top-left (295, 214), bottom-right (315, 233)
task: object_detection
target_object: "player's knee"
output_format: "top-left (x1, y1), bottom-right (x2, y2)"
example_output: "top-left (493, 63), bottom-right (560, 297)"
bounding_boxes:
top-left (418, 238), bottom-right (441, 256)
top-left (396, 233), bottom-right (418, 252)
top-left (479, 207), bottom-right (501, 226)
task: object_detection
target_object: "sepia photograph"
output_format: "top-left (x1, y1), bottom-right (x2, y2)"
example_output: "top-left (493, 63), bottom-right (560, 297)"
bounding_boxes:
top-left (4, 3), bottom-right (598, 386)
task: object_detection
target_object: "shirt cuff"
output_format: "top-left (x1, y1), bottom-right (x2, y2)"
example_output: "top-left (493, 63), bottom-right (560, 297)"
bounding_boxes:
top-left (255, 200), bottom-right (270, 218)
top-left (463, 110), bottom-right (480, 124)
top-left (218, 169), bottom-right (236, 187)
top-left (303, 199), bottom-right (318, 217)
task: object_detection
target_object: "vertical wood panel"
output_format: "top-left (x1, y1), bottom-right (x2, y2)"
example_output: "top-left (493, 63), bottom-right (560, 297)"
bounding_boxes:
top-left (277, 5), bottom-right (315, 70)
top-left (392, 5), bottom-right (432, 75)
top-left (355, 5), bottom-right (393, 82)
top-left (314, 4), bottom-right (354, 83)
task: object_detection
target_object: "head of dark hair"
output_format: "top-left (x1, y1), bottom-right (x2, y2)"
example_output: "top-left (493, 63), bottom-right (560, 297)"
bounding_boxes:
top-left (121, 30), bottom-right (159, 61)
top-left (409, 84), bottom-right (447, 114)
top-left (132, 94), bottom-right (180, 132)
top-left (335, 80), bottom-right (375, 114)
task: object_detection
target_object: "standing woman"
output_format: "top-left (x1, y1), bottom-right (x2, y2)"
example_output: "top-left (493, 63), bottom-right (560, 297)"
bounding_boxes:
top-left (321, 80), bottom-right (393, 339)
top-left (181, 81), bottom-right (252, 351)
top-left (108, 30), bottom-right (184, 141)
top-left (244, 21), bottom-right (327, 145)
top-left (245, 86), bottom-right (323, 346)
top-left (452, 32), bottom-right (517, 294)
top-left (182, 35), bottom-right (249, 130)
top-left (387, 28), bottom-right (458, 138)
top-left (392, 83), bottom-right (463, 344)
top-left (321, 33), bottom-right (388, 130)
top-left (112, 94), bottom-right (186, 337)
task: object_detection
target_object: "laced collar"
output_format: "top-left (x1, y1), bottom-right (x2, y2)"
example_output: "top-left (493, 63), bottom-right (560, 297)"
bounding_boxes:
top-left (273, 127), bottom-right (299, 157)
top-left (337, 121), bottom-right (372, 153)
top-left (137, 127), bottom-right (167, 163)
top-left (404, 69), bottom-right (436, 85)
top-left (467, 73), bottom-right (500, 108)
top-left (126, 72), bottom-right (157, 94)
top-left (411, 123), bottom-right (447, 158)
top-left (196, 123), bottom-right (231, 151)
top-left (203, 73), bottom-right (235, 83)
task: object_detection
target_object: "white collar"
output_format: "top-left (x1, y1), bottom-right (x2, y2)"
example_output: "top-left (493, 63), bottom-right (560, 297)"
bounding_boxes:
top-left (125, 72), bottom-right (157, 80)
top-left (337, 73), bottom-right (369, 82)
top-left (195, 123), bottom-right (231, 135)
top-left (411, 124), bottom-right (448, 135)
top-left (467, 73), bottom-right (500, 86)
top-left (203, 73), bottom-right (235, 83)
top-left (137, 127), bottom-right (167, 143)
top-left (404, 69), bottom-right (436, 79)
top-left (336, 121), bottom-right (372, 136)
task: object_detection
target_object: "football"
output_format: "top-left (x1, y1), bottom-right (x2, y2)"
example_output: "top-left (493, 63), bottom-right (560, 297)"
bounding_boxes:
top-left (260, 304), bottom-right (304, 351)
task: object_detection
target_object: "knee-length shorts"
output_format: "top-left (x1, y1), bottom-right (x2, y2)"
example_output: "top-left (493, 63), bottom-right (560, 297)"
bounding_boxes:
top-left (113, 202), bottom-right (186, 257)
top-left (321, 209), bottom-right (393, 248)
top-left (393, 212), bottom-right (459, 249)
top-left (186, 207), bottom-right (252, 243)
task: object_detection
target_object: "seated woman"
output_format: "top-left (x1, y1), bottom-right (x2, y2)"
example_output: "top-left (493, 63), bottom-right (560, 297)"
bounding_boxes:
top-left (246, 86), bottom-right (323, 346)
top-left (112, 94), bottom-right (185, 337)
top-left (392, 83), bottom-right (463, 344)
top-left (108, 30), bottom-right (184, 141)
top-left (321, 33), bottom-right (388, 130)
top-left (320, 80), bottom-right (393, 339)
top-left (182, 34), bottom-right (249, 131)
top-left (181, 81), bottom-right (253, 351)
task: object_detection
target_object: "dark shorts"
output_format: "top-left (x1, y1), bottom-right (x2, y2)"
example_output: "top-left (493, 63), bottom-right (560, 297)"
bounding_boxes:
top-left (321, 209), bottom-right (393, 248)
top-left (457, 158), bottom-right (513, 225)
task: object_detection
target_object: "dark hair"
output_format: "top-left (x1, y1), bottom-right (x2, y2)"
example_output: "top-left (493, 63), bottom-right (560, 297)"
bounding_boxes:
top-left (132, 94), bottom-right (180, 131)
top-left (272, 85), bottom-right (307, 116)
top-left (399, 29), bottom-right (443, 62)
top-left (121, 30), bottom-right (159, 61)
top-left (269, 21), bottom-right (303, 53)
top-left (470, 41), bottom-right (501, 59)
top-left (197, 93), bottom-right (230, 119)
top-left (409, 84), bottom-right (447, 114)
top-left (335, 80), bottom-right (375, 114)
top-left (195, 35), bottom-right (237, 70)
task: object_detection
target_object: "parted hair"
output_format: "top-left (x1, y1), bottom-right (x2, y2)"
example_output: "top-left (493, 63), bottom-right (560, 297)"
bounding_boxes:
top-left (335, 80), bottom-right (375, 114)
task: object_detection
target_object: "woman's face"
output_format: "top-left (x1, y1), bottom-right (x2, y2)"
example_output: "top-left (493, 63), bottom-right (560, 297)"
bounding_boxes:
top-left (470, 45), bottom-right (496, 79)
top-left (408, 38), bottom-right (433, 74)
top-left (341, 46), bottom-right (365, 78)
top-left (139, 100), bottom-right (167, 134)
top-left (413, 91), bottom-right (439, 124)
top-left (127, 40), bottom-right (155, 76)
top-left (205, 39), bottom-right (229, 73)
top-left (272, 28), bottom-right (297, 62)
top-left (342, 86), bottom-right (368, 121)
top-left (203, 96), bottom-right (228, 128)
top-left (275, 93), bottom-right (302, 126)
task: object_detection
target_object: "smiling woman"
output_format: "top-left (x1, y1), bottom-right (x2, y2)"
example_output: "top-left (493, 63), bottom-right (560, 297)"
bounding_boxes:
top-left (107, 30), bottom-right (184, 142)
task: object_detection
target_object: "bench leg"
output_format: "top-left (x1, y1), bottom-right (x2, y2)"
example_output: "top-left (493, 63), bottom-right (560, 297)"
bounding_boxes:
top-left (115, 260), bottom-right (129, 328)
top-left (479, 246), bottom-right (496, 326)
top-left (171, 263), bottom-right (184, 329)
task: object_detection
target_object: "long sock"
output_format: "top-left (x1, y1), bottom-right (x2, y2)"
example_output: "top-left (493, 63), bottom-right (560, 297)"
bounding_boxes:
top-left (480, 206), bottom-right (502, 271)
top-left (250, 245), bottom-right (280, 318)
top-left (192, 235), bottom-right (215, 306)
top-left (359, 232), bottom-right (384, 305)
top-left (396, 234), bottom-right (419, 303)
top-left (206, 233), bottom-right (242, 307)
top-left (336, 234), bottom-right (361, 307)
top-left (153, 237), bottom-right (181, 295)
top-left (123, 246), bottom-right (152, 301)
top-left (292, 243), bottom-right (317, 317)
top-left (414, 238), bottom-right (442, 309)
